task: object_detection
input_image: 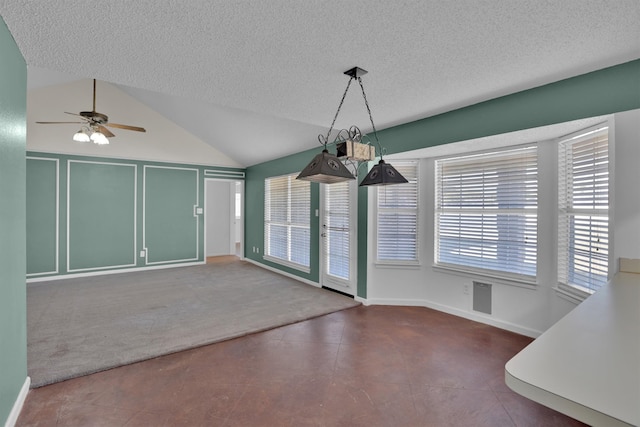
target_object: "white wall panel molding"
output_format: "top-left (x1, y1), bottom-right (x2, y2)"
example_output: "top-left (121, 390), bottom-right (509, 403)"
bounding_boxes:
top-left (66, 160), bottom-right (137, 273)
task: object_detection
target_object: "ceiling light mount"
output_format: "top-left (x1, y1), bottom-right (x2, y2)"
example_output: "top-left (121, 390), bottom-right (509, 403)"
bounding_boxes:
top-left (297, 67), bottom-right (407, 186)
top-left (343, 66), bottom-right (368, 79)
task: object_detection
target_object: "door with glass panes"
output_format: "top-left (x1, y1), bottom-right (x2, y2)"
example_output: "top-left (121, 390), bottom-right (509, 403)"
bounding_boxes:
top-left (320, 180), bottom-right (357, 295)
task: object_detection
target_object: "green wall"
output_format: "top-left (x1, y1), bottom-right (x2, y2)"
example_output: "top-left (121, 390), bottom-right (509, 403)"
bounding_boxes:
top-left (0, 16), bottom-right (27, 426)
top-left (144, 166), bottom-right (199, 264)
top-left (26, 152), bottom-right (244, 279)
top-left (245, 151), bottom-right (321, 282)
top-left (26, 158), bottom-right (58, 275)
top-left (245, 59), bottom-right (640, 299)
top-left (68, 161), bottom-right (137, 271)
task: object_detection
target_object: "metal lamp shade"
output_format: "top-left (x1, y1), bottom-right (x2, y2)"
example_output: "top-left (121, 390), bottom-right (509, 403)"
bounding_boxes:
top-left (359, 159), bottom-right (408, 186)
top-left (296, 149), bottom-right (356, 184)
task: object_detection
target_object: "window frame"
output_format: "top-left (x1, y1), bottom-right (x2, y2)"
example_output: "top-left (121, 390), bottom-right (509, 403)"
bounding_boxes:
top-left (263, 172), bottom-right (311, 273)
top-left (557, 124), bottom-right (611, 296)
top-left (434, 145), bottom-right (539, 284)
top-left (375, 160), bottom-right (420, 266)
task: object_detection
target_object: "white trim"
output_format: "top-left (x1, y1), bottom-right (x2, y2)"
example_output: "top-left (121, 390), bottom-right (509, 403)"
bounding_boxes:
top-left (262, 255), bottom-right (311, 275)
top-left (66, 160), bottom-right (138, 272)
top-left (143, 165), bottom-right (200, 265)
top-left (26, 157), bottom-right (59, 277)
top-left (354, 296), bottom-right (369, 305)
top-left (245, 258), bottom-right (319, 288)
top-left (204, 178), bottom-right (243, 258)
top-left (553, 285), bottom-right (589, 303)
top-left (432, 263), bottom-right (538, 289)
top-left (26, 149), bottom-right (243, 171)
top-left (26, 261), bottom-right (205, 283)
top-left (619, 257), bottom-right (640, 274)
top-left (374, 261), bottom-right (422, 269)
top-left (4, 376), bottom-right (30, 427)
top-left (361, 297), bottom-right (542, 338)
top-left (204, 169), bottom-right (245, 179)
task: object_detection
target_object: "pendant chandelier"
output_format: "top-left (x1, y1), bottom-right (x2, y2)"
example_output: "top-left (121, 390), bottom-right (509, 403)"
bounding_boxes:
top-left (296, 67), bottom-right (407, 186)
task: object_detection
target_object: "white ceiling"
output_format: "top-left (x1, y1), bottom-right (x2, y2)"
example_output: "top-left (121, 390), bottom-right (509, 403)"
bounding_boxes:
top-left (2, 0), bottom-right (639, 166)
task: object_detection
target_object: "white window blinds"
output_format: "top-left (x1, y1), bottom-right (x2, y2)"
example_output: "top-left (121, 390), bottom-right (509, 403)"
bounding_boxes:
top-left (435, 146), bottom-right (538, 279)
top-left (264, 173), bottom-right (310, 270)
top-left (377, 161), bottom-right (419, 262)
top-left (558, 126), bottom-right (609, 293)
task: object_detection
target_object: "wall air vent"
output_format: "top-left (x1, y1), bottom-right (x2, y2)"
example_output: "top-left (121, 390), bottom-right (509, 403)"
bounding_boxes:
top-left (473, 281), bottom-right (492, 315)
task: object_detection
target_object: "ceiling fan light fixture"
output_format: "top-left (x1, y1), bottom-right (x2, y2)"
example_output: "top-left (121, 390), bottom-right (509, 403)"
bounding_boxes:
top-left (73, 128), bottom-right (90, 142)
top-left (90, 130), bottom-right (109, 145)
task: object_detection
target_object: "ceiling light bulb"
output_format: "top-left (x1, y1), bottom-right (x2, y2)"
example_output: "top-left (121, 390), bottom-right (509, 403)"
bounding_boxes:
top-left (73, 129), bottom-right (90, 142)
top-left (90, 131), bottom-right (109, 145)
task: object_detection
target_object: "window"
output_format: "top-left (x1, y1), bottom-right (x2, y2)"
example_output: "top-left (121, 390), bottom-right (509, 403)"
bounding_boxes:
top-left (264, 173), bottom-right (310, 271)
top-left (558, 126), bottom-right (609, 293)
top-left (377, 161), bottom-right (419, 263)
top-left (435, 146), bottom-right (538, 280)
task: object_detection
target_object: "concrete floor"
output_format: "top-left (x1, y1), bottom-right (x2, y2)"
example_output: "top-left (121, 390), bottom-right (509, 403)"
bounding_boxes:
top-left (17, 305), bottom-right (585, 426)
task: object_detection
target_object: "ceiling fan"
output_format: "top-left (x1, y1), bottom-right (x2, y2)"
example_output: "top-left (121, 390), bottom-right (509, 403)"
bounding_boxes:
top-left (36, 79), bottom-right (146, 144)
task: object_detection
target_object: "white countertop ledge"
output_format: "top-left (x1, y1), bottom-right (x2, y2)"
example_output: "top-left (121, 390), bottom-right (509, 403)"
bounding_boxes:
top-left (505, 272), bottom-right (640, 427)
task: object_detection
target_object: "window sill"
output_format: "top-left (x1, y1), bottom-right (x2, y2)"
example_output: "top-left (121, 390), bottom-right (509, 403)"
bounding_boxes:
top-left (432, 263), bottom-right (537, 290)
top-left (374, 261), bottom-right (422, 269)
top-left (553, 284), bottom-right (591, 303)
top-left (262, 255), bottom-right (311, 274)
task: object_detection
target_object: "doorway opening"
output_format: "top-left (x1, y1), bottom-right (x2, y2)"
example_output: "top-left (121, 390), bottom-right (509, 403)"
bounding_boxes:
top-left (205, 179), bottom-right (244, 261)
top-left (320, 179), bottom-right (357, 296)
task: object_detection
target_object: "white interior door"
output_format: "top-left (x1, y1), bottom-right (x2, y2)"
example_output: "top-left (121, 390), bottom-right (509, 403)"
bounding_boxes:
top-left (205, 179), bottom-right (238, 257)
top-left (320, 180), bottom-right (357, 295)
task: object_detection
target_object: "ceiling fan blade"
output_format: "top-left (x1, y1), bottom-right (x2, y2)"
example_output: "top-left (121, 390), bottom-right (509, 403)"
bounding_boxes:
top-left (97, 125), bottom-right (115, 138)
top-left (107, 123), bottom-right (146, 132)
top-left (64, 111), bottom-right (85, 117)
top-left (36, 121), bottom-right (84, 124)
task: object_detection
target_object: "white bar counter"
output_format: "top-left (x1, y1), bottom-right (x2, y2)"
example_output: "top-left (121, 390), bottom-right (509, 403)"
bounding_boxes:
top-left (505, 272), bottom-right (640, 426)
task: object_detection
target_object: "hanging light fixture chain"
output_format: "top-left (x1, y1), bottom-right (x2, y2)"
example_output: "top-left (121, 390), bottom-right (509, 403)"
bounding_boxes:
top-left (357, 76), bottom-right (378, 142)
top-left (321, 77), bottom-right (353, 146)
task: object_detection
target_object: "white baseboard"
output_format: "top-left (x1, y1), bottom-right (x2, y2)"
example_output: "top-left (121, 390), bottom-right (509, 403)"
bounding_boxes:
top-left (244, 258), bottom-right (320, 288)
top-left (619, 257), bottom-right (640, 274)
top-left (4, 376), bottom-right (30, 427)
top-left (361, 297), bottom-right (542, 338)
top-left (354, 296), bottom-right (369, 305)
top-left (27, 261), bottom-right (206, 283)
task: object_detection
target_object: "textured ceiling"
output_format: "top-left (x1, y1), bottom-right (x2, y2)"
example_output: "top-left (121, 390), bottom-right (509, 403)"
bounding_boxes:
top-left (2, 0), bottom-right (639, 166)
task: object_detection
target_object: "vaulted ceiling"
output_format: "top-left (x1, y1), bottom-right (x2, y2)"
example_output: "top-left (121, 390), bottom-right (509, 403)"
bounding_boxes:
top-left (2, 1), bottom-right (639, 166)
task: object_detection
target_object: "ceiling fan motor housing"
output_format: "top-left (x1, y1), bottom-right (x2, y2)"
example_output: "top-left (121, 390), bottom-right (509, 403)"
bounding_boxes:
top-left (80, 111), bottom-right (108, 124)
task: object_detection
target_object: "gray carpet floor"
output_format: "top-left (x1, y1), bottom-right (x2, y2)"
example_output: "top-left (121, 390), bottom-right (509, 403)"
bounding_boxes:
top-left (27, 259), bottom-right (360, 387)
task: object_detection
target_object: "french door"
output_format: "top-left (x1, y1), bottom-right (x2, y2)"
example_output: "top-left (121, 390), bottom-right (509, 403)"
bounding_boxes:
top-left (320, 180), bottom-right (357, 295)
